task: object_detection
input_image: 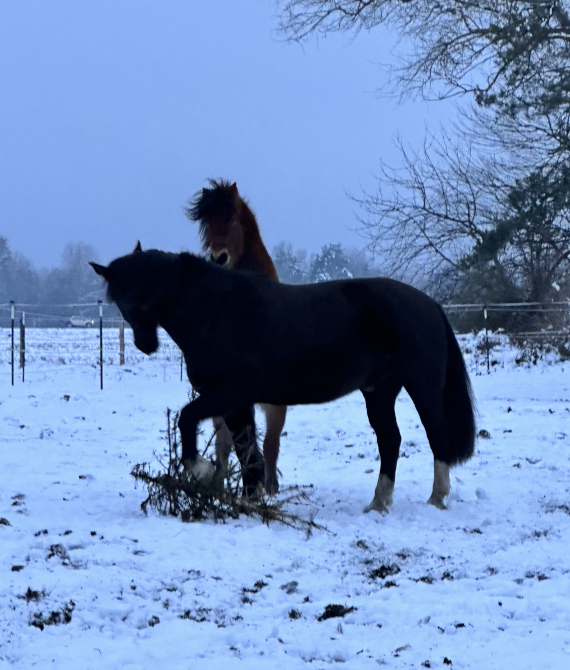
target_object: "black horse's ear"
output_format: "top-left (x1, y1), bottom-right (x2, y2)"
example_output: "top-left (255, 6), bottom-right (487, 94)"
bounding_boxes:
top-left (90, 262), bottom-right (107, 278)
top-left (229, 182), bottom-right (238, 195)
top-left (133, 241), bottom-right (143, 254)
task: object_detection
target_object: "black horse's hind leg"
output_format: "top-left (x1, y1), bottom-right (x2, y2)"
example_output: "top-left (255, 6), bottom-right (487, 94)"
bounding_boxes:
top-left (223, 407), bottom-right (265, 499)
top-left (362, 380), bottom-right (403, 514)
top-left (427, 460), bottom-right (451, 510)
top-left (405, 384), bottom-right (451, 509)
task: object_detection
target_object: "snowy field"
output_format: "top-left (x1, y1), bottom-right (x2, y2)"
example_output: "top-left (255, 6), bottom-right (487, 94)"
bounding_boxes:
top-left (1, 328), bottom-right (569, 669)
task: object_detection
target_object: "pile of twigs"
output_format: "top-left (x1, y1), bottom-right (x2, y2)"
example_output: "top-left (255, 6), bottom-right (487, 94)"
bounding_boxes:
top-left (131, 409), bottom-right (326, 533)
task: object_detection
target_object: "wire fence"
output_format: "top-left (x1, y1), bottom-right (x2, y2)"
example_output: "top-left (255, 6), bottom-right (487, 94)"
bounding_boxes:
top-left (0, 301), bottom-right (185, 388)
top-left (1, 300), bottom-right (569, 387)
top-left (3, 299), bottom-right (568, 334)
top-left (0, 301), bottom-right (118, 329)
top-left (444, 300), bottom-right (570, 344)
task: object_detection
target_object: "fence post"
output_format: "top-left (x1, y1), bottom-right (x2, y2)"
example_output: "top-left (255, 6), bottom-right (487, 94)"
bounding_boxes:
top-left (119, 319), bottom-right (125, 366)
top-left (20, 312), bottom-right (25, 382)
top-left (10, 301), bottom-right (14, 386)
top-left (98, 300), bottom-right (103, 390)
top-left (484, 306), bottom-right (490, 374)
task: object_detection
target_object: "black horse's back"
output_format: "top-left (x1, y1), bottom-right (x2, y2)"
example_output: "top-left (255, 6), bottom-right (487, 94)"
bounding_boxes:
top-left (94, 246), bottom-right (477, 512)
top-left (440, 308), bottom-right (476, 465)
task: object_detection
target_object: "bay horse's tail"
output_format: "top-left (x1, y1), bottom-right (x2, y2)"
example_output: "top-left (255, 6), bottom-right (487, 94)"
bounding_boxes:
top-left (441, 308), bottom-right (476, 465)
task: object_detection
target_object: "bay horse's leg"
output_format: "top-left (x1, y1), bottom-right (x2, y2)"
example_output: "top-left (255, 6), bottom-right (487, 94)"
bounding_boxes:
top-left (223, 406), bottom-right (265, 499)
top-left (212, 416), bottom-right (233, 490)
top-left (260, 403), bottom-right (287, 495)
top-left (361, 381), bottom-right (403, 514)
top-left (404, 384), bottom-right (451, 509)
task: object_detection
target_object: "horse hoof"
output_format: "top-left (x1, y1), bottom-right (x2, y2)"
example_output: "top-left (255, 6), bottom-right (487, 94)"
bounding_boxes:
top-left (363, 500), bottom-right (390, 515)
top-left (242, 483), bottom-right (263, 501)
top-left (427, 495), bottom-right (447, 510)
top-left (183, 454), bottom-right (216, 485)
top-left (264, 477), bottom-right (279, 496)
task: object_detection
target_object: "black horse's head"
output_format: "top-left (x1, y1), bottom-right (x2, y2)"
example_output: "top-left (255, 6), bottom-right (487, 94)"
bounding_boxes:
top-left (90, 242), bottom-right (160, 355)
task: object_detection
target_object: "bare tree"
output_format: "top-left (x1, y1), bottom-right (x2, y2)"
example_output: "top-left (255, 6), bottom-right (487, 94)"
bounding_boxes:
top-left (0, 238), bottom-right (41, 304)
top-left (279, 1), bottom-right (570, 166)
top-left (277, 1), bottom-right (570, 303)
top-left (0, 236), bottom-right (9, 265)
top-left (358, 134), bottom-right (496, 278)
top-left (43, 242), bottom-right (103, 304)
top-left (358, 131), bottom-right (570, 302)
top-left (273, 242), bottom-right (310, 283)
top-left (278, 1), bottom-right (570, 102)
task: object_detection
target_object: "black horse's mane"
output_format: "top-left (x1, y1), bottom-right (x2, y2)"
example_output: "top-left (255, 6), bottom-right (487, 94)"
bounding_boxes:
top-left (185, 179), bottom-right (242, 251)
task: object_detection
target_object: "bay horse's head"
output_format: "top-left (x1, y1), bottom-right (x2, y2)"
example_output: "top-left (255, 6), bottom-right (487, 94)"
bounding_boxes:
top-left (186, 179), bottom-right (247, 269)
top-left (90, 242), bottom-right (160, 355)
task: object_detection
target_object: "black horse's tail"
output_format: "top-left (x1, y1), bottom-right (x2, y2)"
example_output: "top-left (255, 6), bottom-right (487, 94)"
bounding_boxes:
top-left (441, 308), bottom-right (476, 466)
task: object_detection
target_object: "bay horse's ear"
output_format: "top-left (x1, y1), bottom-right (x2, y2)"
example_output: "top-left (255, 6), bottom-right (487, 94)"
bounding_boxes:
top-left (90, 262), bottom-right (108, 278)
top-left (133, 241), bottom-right (143, 254)
top-left (230, 182), bottom-right (238, 195)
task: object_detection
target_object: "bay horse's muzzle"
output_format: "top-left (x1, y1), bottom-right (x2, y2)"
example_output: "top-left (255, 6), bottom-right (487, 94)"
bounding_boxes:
top-left (210, 249), bottom-right (230, 267)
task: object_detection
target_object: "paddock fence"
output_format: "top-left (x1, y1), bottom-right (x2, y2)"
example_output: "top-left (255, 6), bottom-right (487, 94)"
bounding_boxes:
top-left (1, 300), bottom-right (570, 387)
top-left (0, 302), bottom-right (185, 387)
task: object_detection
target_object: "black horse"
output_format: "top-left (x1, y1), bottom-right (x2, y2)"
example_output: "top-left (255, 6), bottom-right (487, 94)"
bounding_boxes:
top-left (91, 244), bottom-right (475, 512)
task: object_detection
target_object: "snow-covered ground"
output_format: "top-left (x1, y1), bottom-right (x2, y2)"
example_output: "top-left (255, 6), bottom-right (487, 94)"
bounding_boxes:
top-left (1, 329), bottom-right (569, 669)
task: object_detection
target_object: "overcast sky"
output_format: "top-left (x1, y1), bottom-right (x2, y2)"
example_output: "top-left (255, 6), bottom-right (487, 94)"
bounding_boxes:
top-left (0, 0), bottom-right (454, 269)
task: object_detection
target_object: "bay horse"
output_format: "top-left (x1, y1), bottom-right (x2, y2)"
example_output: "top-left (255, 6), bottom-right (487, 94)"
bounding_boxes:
top-left (186, 179), bottom-right (286, 495)
top-left (91, 245), bottom-right (476, 513)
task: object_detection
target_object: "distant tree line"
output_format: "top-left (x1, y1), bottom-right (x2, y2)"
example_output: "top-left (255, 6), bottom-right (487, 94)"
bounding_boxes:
top-left (0, 237), bottom-right (104, 306)
top-left (4, 231), bottom-right (566, 333)
top-left (272, 242), bottom-right (376, 284)
top-left (0, 236), bottom-right (376, 314)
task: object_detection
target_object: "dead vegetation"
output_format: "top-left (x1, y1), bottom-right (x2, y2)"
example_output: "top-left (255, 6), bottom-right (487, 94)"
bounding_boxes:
top-left (317, 604), bottom-right (357, 621)
top-left (30, 601), bottom-right (75, 630)
top-left (131, 409), bottom-right (327, 534)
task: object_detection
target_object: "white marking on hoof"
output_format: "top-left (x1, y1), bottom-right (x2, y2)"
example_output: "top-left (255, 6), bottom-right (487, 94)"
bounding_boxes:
top-left (364, 473), bottom-right (394, 514)
top-left (184, 454), bottom-right (216, 486)
top-left (427, 460), bottom-right (450, 510)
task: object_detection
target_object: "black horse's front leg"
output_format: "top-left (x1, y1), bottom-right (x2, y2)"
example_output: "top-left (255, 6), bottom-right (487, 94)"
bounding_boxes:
top-left (178, 403), bottom-right (198, 463)
top-left (177, 400), bottom-right (216, 484)
top-left (177, 391), bottom-right (264, 498)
